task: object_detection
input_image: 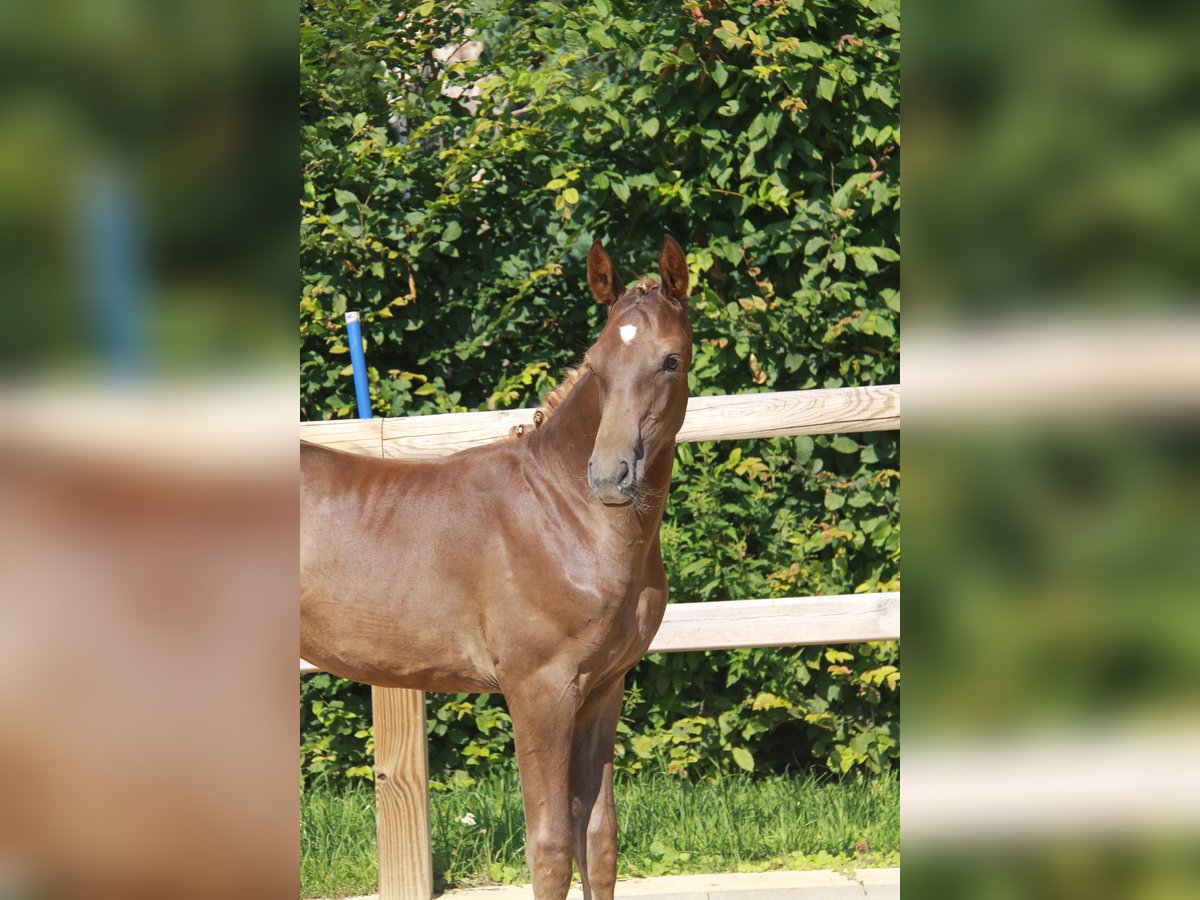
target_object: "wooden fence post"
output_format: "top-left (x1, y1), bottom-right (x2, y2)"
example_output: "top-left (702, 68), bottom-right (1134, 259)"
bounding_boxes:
top-left (372, 687), bottom-right (433, 900)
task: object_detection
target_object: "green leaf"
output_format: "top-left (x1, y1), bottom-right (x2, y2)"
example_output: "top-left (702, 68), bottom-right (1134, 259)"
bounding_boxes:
top-left (851, 251), bottom-right (878, 273)
top-left (867, 82), bottom-right (896, 107)
top-left (830, 436), bottom-right (859, 454)
top-left (731, 747), bottom-right (755, 772)
top-left (587, 24), bottom-right (615, 49)
top-left (564, 27), bottom-right (588, 56)
top-left (630, 734), bottom-right (656, 759)
top-left (441, 221), bottom-right (463, 243)
top-left (763, 110), bottom-right (782, 139)
top-left (796, 435), bottom-right (815, 464)
top-left (334, 189), bottom-right (358, 207)
top-left (711, 60), bottom-right (729, 88)
top-left (562, 187), bottom-right (580, 205)
top-left (641, 117), bottom-right (660, 138)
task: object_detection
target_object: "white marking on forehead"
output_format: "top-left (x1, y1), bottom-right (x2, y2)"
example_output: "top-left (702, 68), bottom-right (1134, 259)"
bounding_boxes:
top-left (620, 324), bottom-right (638, 344)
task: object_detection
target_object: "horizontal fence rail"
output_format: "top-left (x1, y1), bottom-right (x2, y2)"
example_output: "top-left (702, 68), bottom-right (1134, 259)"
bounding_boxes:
top-left (646, 592), bottom-right (899, 652)
top-left (299, 384), bottom-right (899, 459)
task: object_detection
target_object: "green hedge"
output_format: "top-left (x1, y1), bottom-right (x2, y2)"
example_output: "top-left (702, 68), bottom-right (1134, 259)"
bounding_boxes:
top-left (300, 0), bottom-right (899, 782)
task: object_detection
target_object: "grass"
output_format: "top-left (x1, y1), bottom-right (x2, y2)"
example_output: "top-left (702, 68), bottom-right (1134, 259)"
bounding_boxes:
top-left (301, 768), bottom-right (899, 899)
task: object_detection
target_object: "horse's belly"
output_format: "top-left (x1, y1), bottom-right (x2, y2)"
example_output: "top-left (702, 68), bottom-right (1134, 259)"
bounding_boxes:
top-left (300, 585), bottom-right (498, 692)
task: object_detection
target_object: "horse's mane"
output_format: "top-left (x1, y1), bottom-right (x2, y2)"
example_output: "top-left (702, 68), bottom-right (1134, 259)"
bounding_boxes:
top-left (508, 361), bottom-right (588, 440)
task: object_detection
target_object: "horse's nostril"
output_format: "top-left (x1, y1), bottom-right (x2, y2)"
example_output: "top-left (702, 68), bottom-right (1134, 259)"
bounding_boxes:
top-left (618, 460), bottom-right (630, 486)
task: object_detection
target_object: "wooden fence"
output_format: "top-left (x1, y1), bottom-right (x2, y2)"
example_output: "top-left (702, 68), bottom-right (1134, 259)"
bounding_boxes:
top-left (300, 384), bottom-right (901, 900)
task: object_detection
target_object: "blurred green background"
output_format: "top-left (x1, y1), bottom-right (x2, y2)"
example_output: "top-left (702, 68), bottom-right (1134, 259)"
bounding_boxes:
top-left (905, 0), bottom-right (1200, 896)
top-left (0, 0), bottom-right (295, 375)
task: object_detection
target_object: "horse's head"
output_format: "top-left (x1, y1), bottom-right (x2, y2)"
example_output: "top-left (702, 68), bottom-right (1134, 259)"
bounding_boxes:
top-left (584, 236), bottom-right (693, 506)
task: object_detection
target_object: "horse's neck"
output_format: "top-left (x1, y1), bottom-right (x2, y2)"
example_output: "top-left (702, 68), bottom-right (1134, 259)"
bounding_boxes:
top-left (528, 368), bottom-right (602, 480)
top-left (528, 369), bottom-right (672, 537)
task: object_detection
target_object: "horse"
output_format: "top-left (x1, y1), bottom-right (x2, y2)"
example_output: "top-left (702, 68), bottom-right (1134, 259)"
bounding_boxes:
top-left (300, 236), bottom-right (693, 900)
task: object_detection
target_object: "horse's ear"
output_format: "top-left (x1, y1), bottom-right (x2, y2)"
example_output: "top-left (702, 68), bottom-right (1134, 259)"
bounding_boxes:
top-left (660, 235), bottom-right (689, 302)
top-left (587, 240), bottom-right (622, 306)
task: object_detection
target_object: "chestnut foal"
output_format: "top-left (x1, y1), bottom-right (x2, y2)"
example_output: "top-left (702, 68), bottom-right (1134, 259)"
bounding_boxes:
top-left (301, 237), bottom-right (692, 900)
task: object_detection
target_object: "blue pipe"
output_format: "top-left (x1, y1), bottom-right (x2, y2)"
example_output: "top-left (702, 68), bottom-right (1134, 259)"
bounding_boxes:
top-left (85, 166), bottom-right (146, 380)
top-left (344, 311), bottom-right (373, 419)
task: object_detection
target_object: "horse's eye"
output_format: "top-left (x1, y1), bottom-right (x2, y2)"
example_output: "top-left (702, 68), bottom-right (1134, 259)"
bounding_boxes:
top-left (663, 355), bottom-right (679, 372)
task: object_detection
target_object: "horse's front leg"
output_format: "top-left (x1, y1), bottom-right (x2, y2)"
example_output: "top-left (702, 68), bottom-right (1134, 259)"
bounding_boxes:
top-left (570, 676), bottom-right (624, 900)
top-left (506, 678), bottom-right (578, 900)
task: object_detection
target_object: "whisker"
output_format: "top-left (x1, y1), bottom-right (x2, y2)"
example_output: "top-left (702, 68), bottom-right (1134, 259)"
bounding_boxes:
top-left (630, 479), bottom-right (665, 517)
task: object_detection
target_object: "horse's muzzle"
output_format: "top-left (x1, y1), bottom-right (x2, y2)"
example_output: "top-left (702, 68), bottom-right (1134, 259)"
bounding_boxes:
top-left (587, 453), bottom-right (641, 505)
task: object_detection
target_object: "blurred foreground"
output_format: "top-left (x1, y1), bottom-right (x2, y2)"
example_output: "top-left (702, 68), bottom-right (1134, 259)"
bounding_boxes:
top-left (0, 384), bottom-right (298, 900)
top-left (0, 1), bottom-right (297, 898)
top-left (905, 0), bottom-right (1200, 896)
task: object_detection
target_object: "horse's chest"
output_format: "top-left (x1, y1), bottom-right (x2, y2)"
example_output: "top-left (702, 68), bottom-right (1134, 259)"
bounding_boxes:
top-left (580, 564), bottom-right (668, 668)
top-left (629, 581), bottom-right (668, 650)
top-left (488, 525), bottom-right (667, 675)
top-left (573, 551), bottom-right (662, 617)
